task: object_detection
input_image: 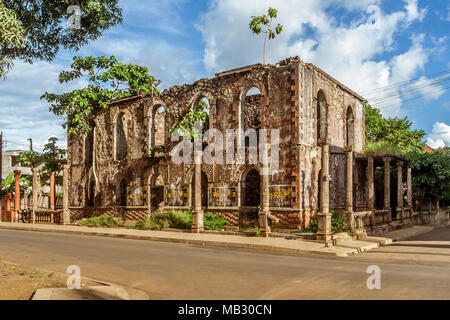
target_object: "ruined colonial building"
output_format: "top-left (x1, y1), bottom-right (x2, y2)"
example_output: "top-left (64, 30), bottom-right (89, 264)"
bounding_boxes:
top-left (67, 57), bottom-right (415, 237)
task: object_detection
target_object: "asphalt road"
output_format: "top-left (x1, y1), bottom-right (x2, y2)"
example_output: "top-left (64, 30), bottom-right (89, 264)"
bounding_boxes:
top-left (0, 227), bottom-right (448, 300)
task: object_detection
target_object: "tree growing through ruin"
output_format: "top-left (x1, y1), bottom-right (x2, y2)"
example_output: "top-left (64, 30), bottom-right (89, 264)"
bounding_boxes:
top-left (249, 7), bottom-right (284, 64)
top-left (42, 55), bottom-right (161, 136)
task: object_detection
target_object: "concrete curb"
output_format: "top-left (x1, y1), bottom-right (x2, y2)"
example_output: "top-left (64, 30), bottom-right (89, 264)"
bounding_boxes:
top-left (0, 223), bottom-right (360, 257)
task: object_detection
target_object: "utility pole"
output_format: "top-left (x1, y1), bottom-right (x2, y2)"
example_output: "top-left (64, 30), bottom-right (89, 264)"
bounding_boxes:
top-left (28, 138), bottom-right (33, 152)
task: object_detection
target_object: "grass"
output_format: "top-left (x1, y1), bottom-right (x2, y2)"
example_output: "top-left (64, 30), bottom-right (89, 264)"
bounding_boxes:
top-left (78, 215), bottom-right (127, 228)
top-left (301, 211), bottom-right (357, 237)
top-left (240, 226), bottom-right (261, 236)
top-left (130, 210), bottom-right (228, 231)
top-left (365, 141), bottom-right (403, 155)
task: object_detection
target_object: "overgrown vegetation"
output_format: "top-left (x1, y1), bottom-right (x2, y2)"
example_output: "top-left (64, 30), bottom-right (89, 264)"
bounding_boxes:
top-left (301, 212), bottom-right (356, 236)
top-left (240, 226), bottom-right (261, 236)
top-left (130, 211), bottom-right (228, 231)
top-left (78, 215), bottom-right (126, 228)
top-left (42, 55), bottom-right (160, 136)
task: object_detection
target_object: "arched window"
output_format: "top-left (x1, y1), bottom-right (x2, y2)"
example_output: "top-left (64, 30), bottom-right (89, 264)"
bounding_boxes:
top-left (116, 112), bottom-right (127, 161)
top-left (317, 90), bottom-right (328, 143)
top-left (240, 87), bottom-right (262, 132)
top-left (346, 106), bottom-right (354, 147)
top-left (150, 174), bottom-right (164, 211)
top-left (84, 121), bottom-right (95, 167)
top-left (150, 106), bottom-right (166, 149)
top-left (119, 179), bottom-right (127, 207)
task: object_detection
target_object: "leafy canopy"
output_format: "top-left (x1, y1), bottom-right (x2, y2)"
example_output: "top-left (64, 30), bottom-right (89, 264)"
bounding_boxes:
top-left (409, 147), bottom-right (450, 206)
top-left (0, 0), bottom-right (122, 78)
top-left (41, 56), bottom-right (161, 136)
top-left (249, 7), bottom-right (283, 64)
top-left (169, 100), bottom-right (210, 141)
top-left (364, 101), bottom-right (426, 154)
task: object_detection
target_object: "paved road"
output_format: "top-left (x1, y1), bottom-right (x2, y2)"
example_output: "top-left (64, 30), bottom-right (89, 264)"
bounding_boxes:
top-left (0, 227), bottom-right (448, 299)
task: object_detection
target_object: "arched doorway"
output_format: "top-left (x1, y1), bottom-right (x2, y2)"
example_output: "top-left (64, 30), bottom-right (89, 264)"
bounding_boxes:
top-left (243, 169), bottom-right (261, 207)
top-left (119, 179), bottom-right (127, 207)
top-left (191, 171), bottom-right (208, 208)
top-left (86, 180), bottom-right (95, 207)
top-left (150, 175), bottom-right (165, 211)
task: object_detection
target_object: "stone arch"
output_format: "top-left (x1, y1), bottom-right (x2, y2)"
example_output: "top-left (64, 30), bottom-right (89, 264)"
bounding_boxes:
top-left (112, 109), bottom-right (132, 161)
top-left (148, 103), bottom-right (167, 152)
top-left (148, 172), bottom-right (165, 211)
top-left (240, 166), bottom-right (261, 207)
top-left (346, 105), bottom-right (355, 147)
top-left (239, 83), bottom-right (266, 132)
top-left (316, 90), bottom-right (328, 144)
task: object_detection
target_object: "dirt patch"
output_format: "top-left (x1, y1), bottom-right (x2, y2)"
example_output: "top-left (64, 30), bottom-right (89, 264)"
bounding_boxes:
top-left (0, 261), bottom-right (101, 300)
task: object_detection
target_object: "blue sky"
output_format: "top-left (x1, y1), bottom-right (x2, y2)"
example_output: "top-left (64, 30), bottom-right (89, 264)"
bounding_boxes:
top-left (0, 0), bottom-right (449, 151)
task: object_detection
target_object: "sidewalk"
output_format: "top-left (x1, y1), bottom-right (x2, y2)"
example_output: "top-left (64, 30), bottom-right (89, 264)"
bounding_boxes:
top-left (0, 222), bottom-right (394, 257)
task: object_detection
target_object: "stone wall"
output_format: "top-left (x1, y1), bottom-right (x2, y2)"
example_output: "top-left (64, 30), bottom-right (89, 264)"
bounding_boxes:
top-left (68, 57), bottom-right (365, 229)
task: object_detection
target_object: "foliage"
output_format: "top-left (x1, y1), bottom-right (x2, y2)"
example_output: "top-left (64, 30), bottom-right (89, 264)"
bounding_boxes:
top-left (301, 211), bottom-right (355, 236)
top-left (409, 147), bottom-right (450, 206)
top-left (0, 0), bottom-right (25, 78)
top-left (41, 55), bottom-right (160, 136)
top-left (365, 141), bottom-right (403, 155)
top-left (249, 7), bottom-right (283, 64)
top-left (169, 100), bottom-right (209, 141)
top-left (131, 210), bottom-right (228, 231)
top-left (1, 173), bottom-right (31, 196)
top-left (203, 212), bottom-right (227, 231)
top-left (17, 137), bottom-right (67, 186)
top-left (78, 215), bottom-right (126, 228)
top-left (0, 0), bottom-right (122, 78)
top-left (364, 101), bottom-right (426, 154)
top-left (241, 226), bottom-right (261, 236)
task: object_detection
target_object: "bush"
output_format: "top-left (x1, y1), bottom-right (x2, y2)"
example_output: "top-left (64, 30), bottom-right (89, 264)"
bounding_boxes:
top-left (131, 210), bottom-right (228, 231)
top-left (301, 211), bottom-right (354, 236)
top-left (203, 212), bottom-right (227, 231)
top-left (78, 215), bottom-right (125, 228)
top-left (240, 226), bottom-right (261, 236)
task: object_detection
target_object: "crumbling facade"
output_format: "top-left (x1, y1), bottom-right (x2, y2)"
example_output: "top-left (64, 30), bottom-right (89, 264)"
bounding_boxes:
top-left (67, 57), bottom-right (414, 233)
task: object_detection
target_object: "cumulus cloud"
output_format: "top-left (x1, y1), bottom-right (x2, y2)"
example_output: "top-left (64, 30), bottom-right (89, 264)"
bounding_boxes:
top-left (427, 122), bottom-right (450, 149)
top-left (0, 61), bottom-right (86, 150)
top-left (197, 0), bottom-right (429, 117)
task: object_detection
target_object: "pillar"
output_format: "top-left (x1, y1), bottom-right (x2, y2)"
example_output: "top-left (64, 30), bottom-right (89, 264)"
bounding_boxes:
top-left (397, 161), bottom-right (404, 221)
top-left (63, 165), bottom-right (70, 225)
top-left (259, 143), bottom-right (271, 238)
top-left (407, 164), bottom-right (412, 208)
top-left (6, 193), bottom-right (11, 222)
top-left (32, 168), bottom-right (39, 224)
top-left (191, 163), bottom-right (204, 233)
top-left (367, 156), bottom-right (375, 210)
top-left (14, 170), bottom-right (21, 223)
top-left (50, 171), bottom-right (55, 224)
top-left (316, 138), bottom-right (332, 246)
top-left (383, 157), bottom-right (391, 222)
top-left (344, 146), bottom-right (355, 228)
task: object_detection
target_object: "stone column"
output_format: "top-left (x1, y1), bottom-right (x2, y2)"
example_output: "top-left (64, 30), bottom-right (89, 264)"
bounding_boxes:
top-left (344, 146), bottom-right (355, 228)
top-left (383, 157), bottom-right (391, 222)
top-left (62, 165), bottom-right (70, 225)
top-left (397, 161), bottom-right (404, 221)
top-left (14, 170), bottom-right (21, 223)
top-left (191, 163), bottom-right (204, 233)
top-left (6, 193), bottom-right (12, 222)
top-left (407, 164), bottom-right (412, 208)
top-left (32, 168), bottom-right (39, 224)
top-left (259, 143), bottom-right (271, 238)
top-left (367, 156), bottom-right (375, 210)
top-left (50, 171), bottom-right (55, 224)
top-left (316, 138), bottom-right (332, 246)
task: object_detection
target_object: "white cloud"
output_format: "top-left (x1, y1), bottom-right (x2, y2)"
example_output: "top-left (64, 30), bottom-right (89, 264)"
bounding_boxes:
top-left (411, 76), bottom-right (446, 102)
top-left (197, 0), bottom-right (429, 117)
top-left (0, 61), bottom-right (86, 150)
top-left (427, 122), bottom-right (450, 148)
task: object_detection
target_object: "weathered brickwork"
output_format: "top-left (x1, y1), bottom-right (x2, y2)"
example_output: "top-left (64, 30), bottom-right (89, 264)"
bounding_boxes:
top-left (67, 57), bottom-right (365, 229)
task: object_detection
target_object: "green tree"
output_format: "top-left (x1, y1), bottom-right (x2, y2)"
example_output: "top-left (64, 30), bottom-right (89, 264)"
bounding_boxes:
top-left (0, 0), bottom-right (25, 78)
top-left (169, 100), bottom-right (210, 141)
top-left (364, 101), bottom-right (426, 154)
top-left (41, 55), bottom-right (160, 136)
top-left (1, 173), bottom-right (31, 197)
top-left (249, 7), bottom-right (283, 64)
top-left (409, 147), bottom-right (450, 207)
top-left (0, 0), bottom-right (122, 78)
